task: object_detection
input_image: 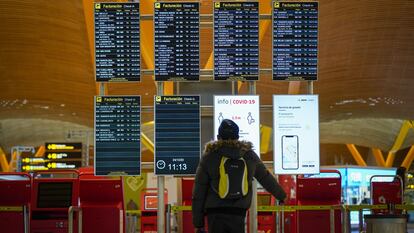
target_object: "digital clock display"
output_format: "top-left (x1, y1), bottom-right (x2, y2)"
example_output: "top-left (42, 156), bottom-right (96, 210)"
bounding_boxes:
top-left (154, 96), bottom-right (200, 175)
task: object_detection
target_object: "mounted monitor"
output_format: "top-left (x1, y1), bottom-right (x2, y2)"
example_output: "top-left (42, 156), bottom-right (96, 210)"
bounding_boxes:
top-left (272, 2), bottom-right (318, 81)
top-left (154, 96), bottom-right (201, 175)
top-left (94, 96), bottom-right (141, 176)
top-left (154, 2), bottom-right (200, 81)
top-left (36, 182), bottom-right (73, 208)
top-left (213, 2), bottom-right (259, 81)
top-left (273, 95), bottom-right (319, 174)
top-left (94, 2), bottom-right (140, 82)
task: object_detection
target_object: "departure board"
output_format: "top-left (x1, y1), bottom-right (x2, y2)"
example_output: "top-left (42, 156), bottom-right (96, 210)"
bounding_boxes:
top-left (154, 2), bottom-right (199, 81)
top-left (94, 3), bottom-right (140, 82)
top-left (273, 2), bottom-right (318, 81)
top-left (214, 2), bottom-right (259, 81)
top-left (154, 96), bottom-right (200, 175)
top-left (95, 96), bottom-right (141, 176)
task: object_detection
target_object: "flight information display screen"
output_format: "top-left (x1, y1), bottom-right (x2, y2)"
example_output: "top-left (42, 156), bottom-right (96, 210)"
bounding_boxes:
top-left (214, 2), bottom-right (259, 81)
top-left (154, 96), bottom-right (200, 175)
top-left (154, 2), bottom-right (199, 81)
top-left (273, 2), bottom-right (318, 81)
top-left (95, 96), bottom-right (141, 176)
top-left (94, 3), bottom-right (140, 82)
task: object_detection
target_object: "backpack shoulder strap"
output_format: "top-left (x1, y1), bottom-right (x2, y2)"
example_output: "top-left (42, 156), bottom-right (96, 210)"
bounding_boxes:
top-left (240, 157), bottom-right (248, 196)
top-left (218, 156), bottom-right (229, 198)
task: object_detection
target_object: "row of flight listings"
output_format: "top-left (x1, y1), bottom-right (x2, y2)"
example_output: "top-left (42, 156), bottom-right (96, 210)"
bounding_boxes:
top-left (94, 2), bottom-right (318, 82)
top-left (95, 95), bottom-right (319, 177)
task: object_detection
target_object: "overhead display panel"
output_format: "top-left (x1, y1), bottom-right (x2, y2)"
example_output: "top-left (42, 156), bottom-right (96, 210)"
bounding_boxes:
top-left (21, 143), bottom-right (83, 171)
top-left (273, 95), bottom-right (319, 174)
top-left (154, 2), bottom-right (199, 81)
top-left (272, 2), bottom-right (318, 81)
top-left (45, 143), bottom-right (82, 151)
top-left (95, 96), bottom-right (141, 176)
top-left (214, 2), bottom-right (259, 81)
top-left (154, 96), bottom-right (200, 175)
top-left (21, 159), bottom-right (82, 172)
top-left (214, 95), bottom-right (260, 155)
top-left (94, 3), bottom-right (140, 82)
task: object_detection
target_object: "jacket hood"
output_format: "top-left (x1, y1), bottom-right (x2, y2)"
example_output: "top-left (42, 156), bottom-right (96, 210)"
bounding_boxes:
top-left (204, 140), bottom-right (253, 159)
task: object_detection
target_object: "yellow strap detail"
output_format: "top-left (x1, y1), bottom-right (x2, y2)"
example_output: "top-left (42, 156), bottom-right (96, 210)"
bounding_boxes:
top-left (242, 158), bottom-right (248, 196)
top-left (218, 157), bottom-right (229, 198)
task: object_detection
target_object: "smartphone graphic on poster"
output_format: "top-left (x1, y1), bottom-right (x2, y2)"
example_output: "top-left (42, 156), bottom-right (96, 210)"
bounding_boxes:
top-left (282, 135), bottom-right (299, 170)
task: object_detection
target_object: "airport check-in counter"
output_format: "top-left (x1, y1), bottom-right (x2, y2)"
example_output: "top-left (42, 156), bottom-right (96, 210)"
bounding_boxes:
top-left (30, 171), bottom-right (80, 233)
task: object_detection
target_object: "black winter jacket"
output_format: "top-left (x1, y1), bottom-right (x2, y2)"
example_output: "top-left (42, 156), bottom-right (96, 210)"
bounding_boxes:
top-left (192, 140), bottom-right (286, 228)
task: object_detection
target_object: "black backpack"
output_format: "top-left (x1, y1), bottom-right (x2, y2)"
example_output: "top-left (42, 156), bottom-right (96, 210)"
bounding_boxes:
top-left (217, 155), bottom-right (249, 199)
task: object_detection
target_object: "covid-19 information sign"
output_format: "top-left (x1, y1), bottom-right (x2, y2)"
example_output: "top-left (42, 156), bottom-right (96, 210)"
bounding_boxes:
top-left (214, 95), bottom-right (260, 155)
top-left (273, 95), bottom-right (319, 174)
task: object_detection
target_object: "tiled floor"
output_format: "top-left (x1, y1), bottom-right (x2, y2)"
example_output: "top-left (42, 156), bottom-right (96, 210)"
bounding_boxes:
top-left (350, 223), bottom-right (414, 233)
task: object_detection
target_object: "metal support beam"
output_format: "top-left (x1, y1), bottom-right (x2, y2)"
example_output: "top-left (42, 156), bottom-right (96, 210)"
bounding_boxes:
top-left (401, 146), bottom-right (414, 168)
top-left (156, 81), bottom-right (165, 233)
top-left (0, 147), bottom-right (9, 172)
top-left (247, 81), bottom-right (257, 233)
top-left (346, 144), bottom-right (367, 166)
top-left (99, 82), bottom-right (106, 95)
top-left (141, 133), bottom-right (154, 154)
top-left (385, 152), bottom-right (396, 167)
top-left (371, 148), bottom-right (386, 167)
top-left (158, 176), bottom-right (165, 233)
top-left (250, 179), bottom-right (258, 233)
top-left (390, 120), bottom-right (413, 153)
top-left (34, 146), bottom-right (45, 158)
top-left (307, 81), bottom-right (314, 94)
top-left (288, 81), bottom-right (301, 94)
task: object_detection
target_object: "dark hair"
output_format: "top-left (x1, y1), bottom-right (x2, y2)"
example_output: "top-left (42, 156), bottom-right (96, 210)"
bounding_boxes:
top-left (218, 119), bottom-right (239, 140)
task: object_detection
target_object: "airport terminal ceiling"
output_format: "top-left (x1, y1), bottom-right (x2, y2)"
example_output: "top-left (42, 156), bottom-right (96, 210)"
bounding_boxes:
top-left (0, 0), bottom-right (413, 156)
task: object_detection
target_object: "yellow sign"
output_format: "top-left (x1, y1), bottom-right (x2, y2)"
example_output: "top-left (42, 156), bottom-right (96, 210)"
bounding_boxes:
top-left (215, 2), bottom-right (220, 8)
top-left (155, 3), bottom-right (161, 9)
top-left (47, 144), bottom-right (75, 150)
top-left (46, 163), bottom-right (57, 168)
top-left (274, 2), bottom-right (280, 8)
top-left (95, 3), bottom-right (101, 9)
top-left (156, 96), bottom-right (161, 102)
top-left (96, 97), bottom-right (102, 103)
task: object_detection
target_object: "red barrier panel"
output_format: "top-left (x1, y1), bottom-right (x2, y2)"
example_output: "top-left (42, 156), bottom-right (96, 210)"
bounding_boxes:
top-left (79, 176), bottom-right (125, 233)
top-left (278, 174), bottom-right (297, 233)
top-left (296, 170), bottom-right (342, 233)
top-left (371, 175), bottom-right (402, 214)
top-left (181, 178), bottom-right (195, 233)
top-left (257, 192), bottom-right (276, 233)
top-left (0, 172), bottom-right (31, 233)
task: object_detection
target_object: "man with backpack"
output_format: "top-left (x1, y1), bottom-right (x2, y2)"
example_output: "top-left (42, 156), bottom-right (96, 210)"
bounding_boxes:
top-left (192, 119), bottom-right (286, 233)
